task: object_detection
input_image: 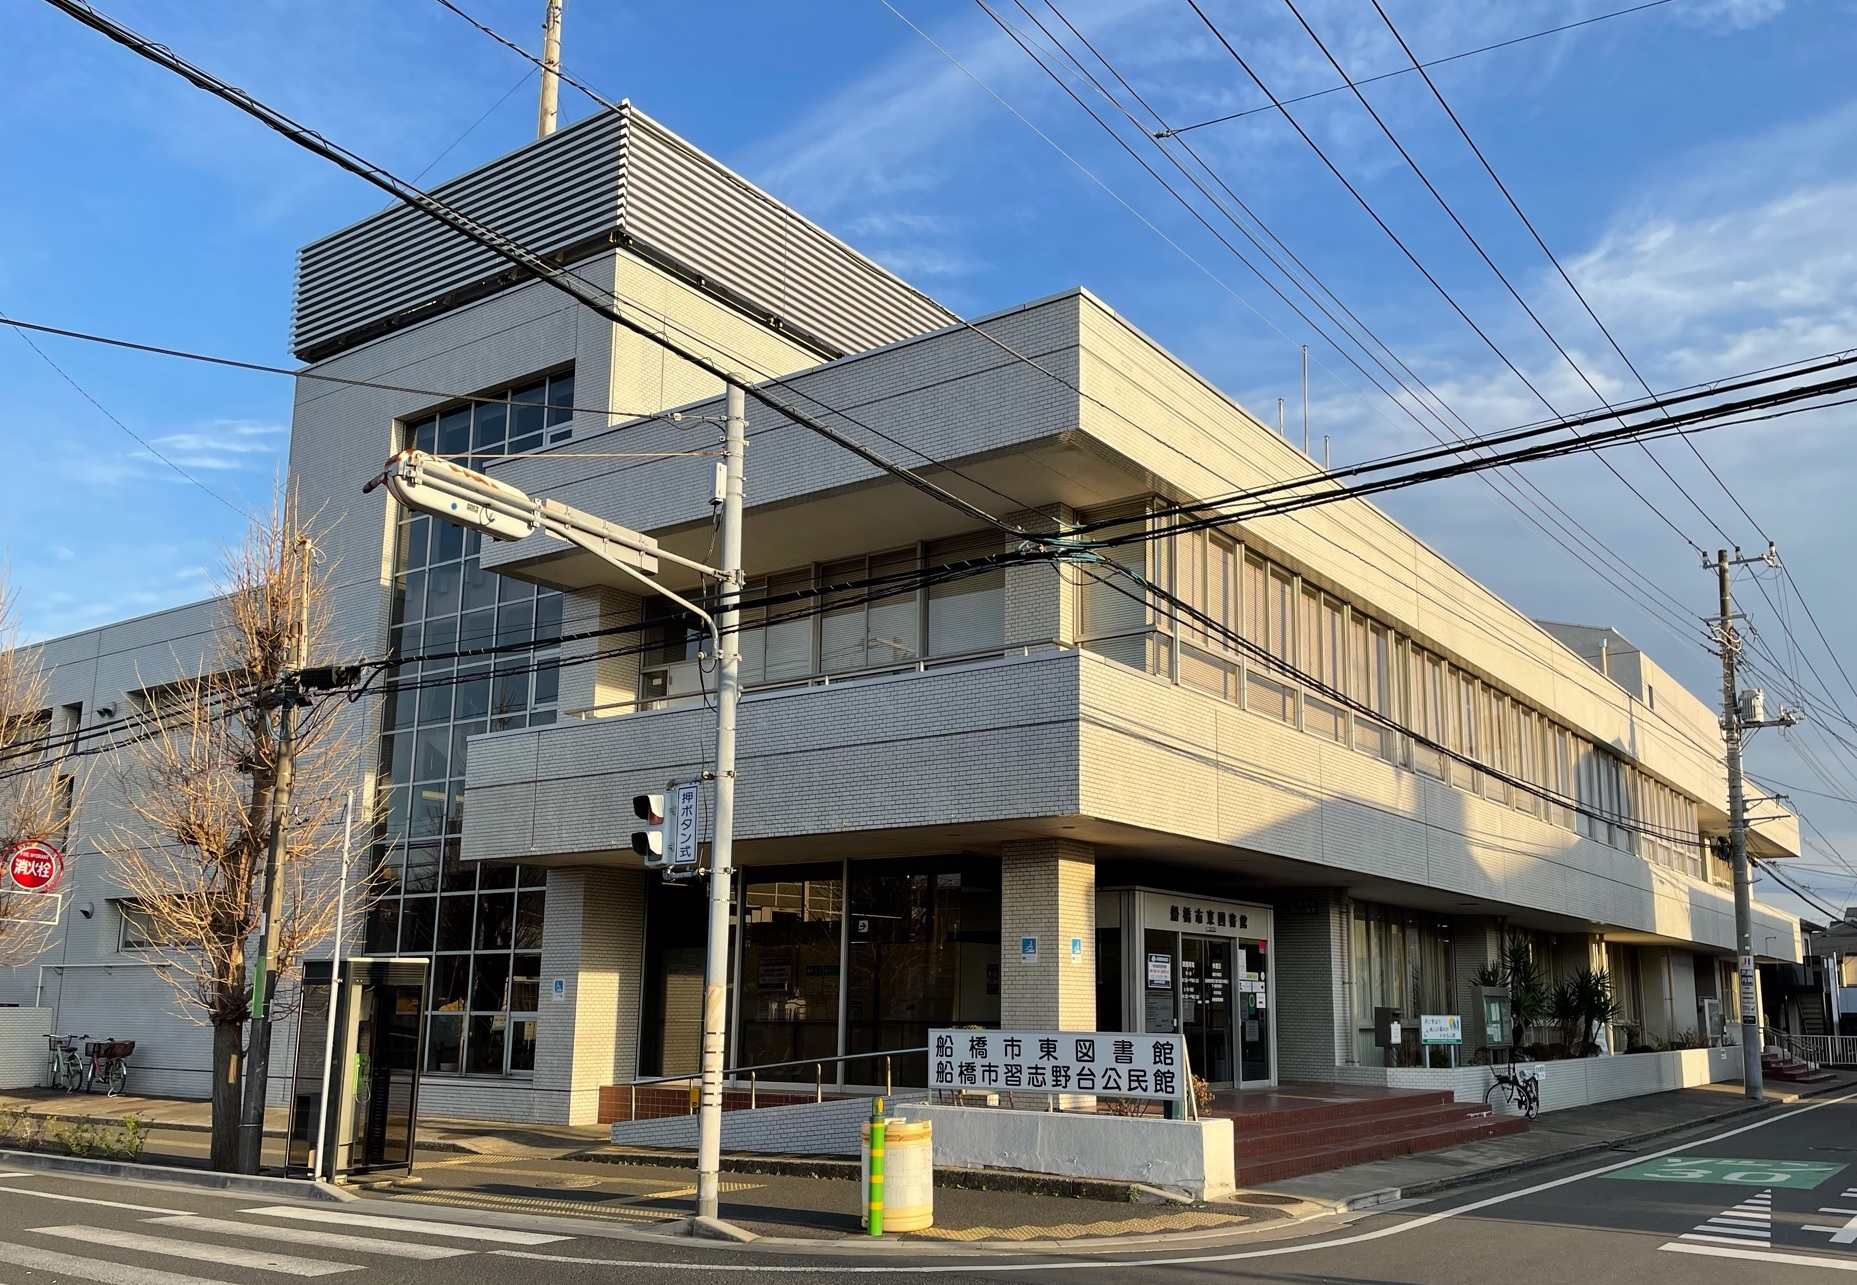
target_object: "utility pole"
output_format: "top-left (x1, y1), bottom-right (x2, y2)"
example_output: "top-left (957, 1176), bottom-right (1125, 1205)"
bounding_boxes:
top-left (1713, 544), bottom-right (1794, 1101)
top-left (238, 536), bottom-right (313, 1173)
top-left (695, 382), bottom-right (746, 1223)
top-left (536, 0), bottom-right (564, 138)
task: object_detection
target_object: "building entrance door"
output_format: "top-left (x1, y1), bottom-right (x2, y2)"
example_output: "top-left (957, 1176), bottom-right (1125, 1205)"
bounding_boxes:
top-left (1181, 935), bottom-right (1234, 1085)
top-left (1238, 936), bottom-right (1271, 1084)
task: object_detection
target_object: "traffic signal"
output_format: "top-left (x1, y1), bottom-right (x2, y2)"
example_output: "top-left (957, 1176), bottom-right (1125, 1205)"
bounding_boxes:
top-left (632, 793), bottom-right (668, 866)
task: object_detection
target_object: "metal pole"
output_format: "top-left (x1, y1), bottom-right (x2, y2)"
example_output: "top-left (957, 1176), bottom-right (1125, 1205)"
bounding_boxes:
top-left (1718, 550), bottom-right (1764, 1100)
top-left (694, 382), bottom-right (745, 1222)
top-left (310, 792), bottom-right (353, 1183)
top-left (536, 0), bottom-right (564, 138)
top-left (1301, 344), bottom-right (1310, 456)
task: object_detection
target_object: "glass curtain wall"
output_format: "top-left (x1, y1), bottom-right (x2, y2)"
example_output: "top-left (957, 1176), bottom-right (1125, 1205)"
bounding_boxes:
top-left (368, 369), bottom-right (574, 1078)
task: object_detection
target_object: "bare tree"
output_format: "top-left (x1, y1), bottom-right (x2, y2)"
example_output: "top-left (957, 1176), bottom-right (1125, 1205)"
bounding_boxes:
top-left (104, 497), bottom-right (361, 1172)
top-left (0, 577), bottom-right (80, 962)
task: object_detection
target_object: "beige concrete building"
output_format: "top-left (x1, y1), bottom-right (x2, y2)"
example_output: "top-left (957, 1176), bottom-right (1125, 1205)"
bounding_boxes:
top-left (8, 104), bottom-right (1803, 1125)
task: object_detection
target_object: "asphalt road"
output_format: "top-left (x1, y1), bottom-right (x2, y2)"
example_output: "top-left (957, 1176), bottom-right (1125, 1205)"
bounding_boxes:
top-left (1, 1090), bottom-right (1854, 1283)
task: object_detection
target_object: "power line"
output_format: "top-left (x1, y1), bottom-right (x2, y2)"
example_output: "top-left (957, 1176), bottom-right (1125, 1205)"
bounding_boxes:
top-left (44, 0), bottom-right (1036, 542)
top-left (2, 309), bottom-right (254, 521)
top-left (1159, 0), bottom-right (1676, 137)
top-left (979, 2), bottom-right (1716, 659)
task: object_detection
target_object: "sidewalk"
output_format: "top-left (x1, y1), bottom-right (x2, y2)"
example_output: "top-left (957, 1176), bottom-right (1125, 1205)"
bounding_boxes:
top-left (3, 1077), bottom-right (1851, 1247)
top-left (1254, 1073), bottom-right (1857, 1209)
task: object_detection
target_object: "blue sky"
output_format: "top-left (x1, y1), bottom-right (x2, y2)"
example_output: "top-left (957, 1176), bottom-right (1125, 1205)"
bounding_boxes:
top-left (6, 0), bottom-right (1857, 921)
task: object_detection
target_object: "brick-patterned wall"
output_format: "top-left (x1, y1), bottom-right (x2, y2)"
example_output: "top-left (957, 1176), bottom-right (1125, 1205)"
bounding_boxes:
top-left (1004, 505), bottom-right (1079, 649)
top-left (0, 1009), bottom-right (50, 1089)
top-left (1000, 839), bottom-right (1096, 1030)
top-left (536, 867), bottom-right (646, 1124)
top-left (1271, 891), bottom-right (1347, 1079)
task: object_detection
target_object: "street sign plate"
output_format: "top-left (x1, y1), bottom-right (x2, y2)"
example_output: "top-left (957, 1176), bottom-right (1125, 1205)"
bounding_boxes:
top-left (670, 781), bottom-right (700, 866)
top-left (1608, 1156), bottom-right (1847, 1188)
top-left (6, 841), bottom-right (64, 893)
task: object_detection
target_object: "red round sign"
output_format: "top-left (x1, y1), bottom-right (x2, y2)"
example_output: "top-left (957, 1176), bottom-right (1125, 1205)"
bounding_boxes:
top-left (6, 841), bottom-right (64, 893)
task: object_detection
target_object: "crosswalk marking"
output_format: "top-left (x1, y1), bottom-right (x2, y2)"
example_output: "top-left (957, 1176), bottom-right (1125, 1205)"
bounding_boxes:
top-left (1665, 1242), bottom-right (1857, 1271)
top-left (1677, 1188), bottom-right (1773, 1249)
top-left (146, 1216), bottom-right (476, 1260)
top-left (31, 1226), bottom-right (357, 1278)
top-left (0, 1237), bottom-right (240, 1285)
top-left (239, 1205), bottom-right (568, 1245)
top-left (0, 1185), bottom-right (187, 1214)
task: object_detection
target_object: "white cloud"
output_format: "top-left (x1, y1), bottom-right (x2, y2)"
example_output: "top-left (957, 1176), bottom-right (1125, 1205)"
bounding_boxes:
top-left (145, 419), bottom-right (286, 472)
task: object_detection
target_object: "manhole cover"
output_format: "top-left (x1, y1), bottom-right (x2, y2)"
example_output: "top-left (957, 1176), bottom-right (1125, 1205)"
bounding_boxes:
top-left (535, 1176), bottom-right (605, 1189)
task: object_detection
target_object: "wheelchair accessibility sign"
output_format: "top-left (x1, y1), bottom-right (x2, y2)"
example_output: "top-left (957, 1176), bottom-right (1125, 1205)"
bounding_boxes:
top-left (1609, 1156), bottom-right (1846, 1188)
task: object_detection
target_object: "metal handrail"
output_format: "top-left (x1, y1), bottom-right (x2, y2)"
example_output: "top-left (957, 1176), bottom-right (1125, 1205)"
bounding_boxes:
top-left (624, 1046), bottom-right (929, 1122)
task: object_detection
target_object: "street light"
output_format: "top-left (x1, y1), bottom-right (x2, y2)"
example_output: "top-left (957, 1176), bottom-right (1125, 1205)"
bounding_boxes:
top-left (367, 389), bottom-right (748, 1228)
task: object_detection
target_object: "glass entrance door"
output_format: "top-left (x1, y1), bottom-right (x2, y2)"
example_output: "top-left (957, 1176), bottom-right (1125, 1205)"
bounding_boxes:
top-left (1181, 935), bottom-right (1235, 1085)
top-left (1238, 937), bottom-right (1271, 1084)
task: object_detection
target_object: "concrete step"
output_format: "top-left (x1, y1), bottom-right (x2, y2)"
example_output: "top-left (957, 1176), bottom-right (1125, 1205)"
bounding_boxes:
top-left (1215, 1089), bottom-right (1458, 1133)
top-left (1235, 1101), bottom-right (1504, 1156)
top-left (1234, 1112), bottom-right (1531, 1185)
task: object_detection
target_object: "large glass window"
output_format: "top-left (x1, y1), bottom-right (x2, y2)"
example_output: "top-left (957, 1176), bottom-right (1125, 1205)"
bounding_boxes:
top-left (737, 872), bottom-right (843, 1073)
top-left (369, 369), bottom-right (572, 1077)
top-left (1351, 902), bottom-right (1454, 1066)
top-left (845, 857), bottom-right (1000, 1088)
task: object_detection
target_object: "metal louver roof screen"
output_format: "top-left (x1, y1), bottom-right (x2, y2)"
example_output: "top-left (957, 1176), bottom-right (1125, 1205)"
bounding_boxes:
top-left (291, 104), bottom-right (956, 364)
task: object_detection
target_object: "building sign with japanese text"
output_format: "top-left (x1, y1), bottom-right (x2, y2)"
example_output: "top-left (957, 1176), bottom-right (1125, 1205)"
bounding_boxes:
top-left (929, 1029), bottom-right (1189, 1100)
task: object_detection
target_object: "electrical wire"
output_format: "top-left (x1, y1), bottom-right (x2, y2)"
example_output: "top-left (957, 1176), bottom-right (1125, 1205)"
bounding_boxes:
top-left (1160, 0), bottom-right (1676, 137)
top-left (43, 0), bottom-right (1040, 542)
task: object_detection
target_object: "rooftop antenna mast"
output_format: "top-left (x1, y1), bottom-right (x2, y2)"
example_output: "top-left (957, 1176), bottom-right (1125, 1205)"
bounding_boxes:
top-left (537, 1), bottom-right (564, 138)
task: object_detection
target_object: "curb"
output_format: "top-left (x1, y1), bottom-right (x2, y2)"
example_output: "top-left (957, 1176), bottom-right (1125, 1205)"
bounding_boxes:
top-left (583, 1147), bottom-right (1194, 1204)
top-left (0, 1146), bottom-right (355, 1202)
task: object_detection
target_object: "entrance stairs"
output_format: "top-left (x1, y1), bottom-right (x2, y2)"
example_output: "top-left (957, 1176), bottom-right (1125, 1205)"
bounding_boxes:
top-left (1763, 1051), bottom-right (1837, 1085)
top-left (1210, 1083), bottom-right (1530, 1185)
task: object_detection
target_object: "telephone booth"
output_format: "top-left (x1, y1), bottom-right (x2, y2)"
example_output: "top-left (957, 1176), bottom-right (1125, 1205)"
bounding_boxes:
top-left (288, 956), bottom-right (428, 1182)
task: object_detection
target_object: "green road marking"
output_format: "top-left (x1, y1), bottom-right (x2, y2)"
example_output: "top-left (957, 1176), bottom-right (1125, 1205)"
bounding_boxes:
top-left (1609, 1156), bottom-right (1848, 1188)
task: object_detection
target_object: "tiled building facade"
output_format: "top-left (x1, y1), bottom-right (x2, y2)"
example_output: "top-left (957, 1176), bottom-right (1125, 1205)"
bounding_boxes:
top-left (8, 105), bottom-right (1804, 1123)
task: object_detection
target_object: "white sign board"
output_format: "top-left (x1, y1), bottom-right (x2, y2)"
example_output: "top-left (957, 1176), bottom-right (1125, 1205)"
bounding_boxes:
top-left (930, 1029), bottom-right (1188, 1100)
top-left (1420, 1014), bottom-right (1462, 1045)
top-left (671, 781), bottom-right (701, 867)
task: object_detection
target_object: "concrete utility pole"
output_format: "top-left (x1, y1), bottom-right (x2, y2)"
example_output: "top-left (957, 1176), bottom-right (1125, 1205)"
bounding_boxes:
top-left (536, 0), bottom-right (564, 138)
top-left (695, 382), bottom-right (746, 1223)
top-left (1713, 545), bottom-right (1793, 1101)
top-left (239, 536), bottom-right (313, 1173)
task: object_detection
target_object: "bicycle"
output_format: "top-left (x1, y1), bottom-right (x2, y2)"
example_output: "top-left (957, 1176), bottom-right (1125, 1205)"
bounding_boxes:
top-left (80, 1039), bottom-right (133, 1097)
top-left (45, 1035), bottom-right (85, 1092)
top-left (1485, 1061), bottom-right (1541, 1120)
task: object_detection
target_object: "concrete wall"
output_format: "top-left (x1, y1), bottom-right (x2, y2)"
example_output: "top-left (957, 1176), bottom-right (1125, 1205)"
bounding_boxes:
top-left (1320, 1044), bottom-right (1741, 1112)
top-left (914, 1103), bottom-right (1235, 1201)
top-left (0, 1008), bottom-right (50, 1089)
top-left (608, 1093), bottom-right (896, 1155)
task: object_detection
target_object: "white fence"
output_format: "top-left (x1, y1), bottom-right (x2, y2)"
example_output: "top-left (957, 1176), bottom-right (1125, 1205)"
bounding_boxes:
top-left (1319, 1045), bottom-right (1741, 1113)
top-left (0, 1008), bottom-right (51, 1089)
top-left (1773, 1032), bottom-right (1857, 1067)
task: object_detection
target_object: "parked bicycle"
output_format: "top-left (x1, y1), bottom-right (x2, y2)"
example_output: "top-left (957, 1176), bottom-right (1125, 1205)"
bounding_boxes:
top-left (44, 1034), bottom-right (84, 1092)
top-left (1485, 1062), bottom-right (1541, 1120)
top-left (80, 1039), bottom-right (134, 1097)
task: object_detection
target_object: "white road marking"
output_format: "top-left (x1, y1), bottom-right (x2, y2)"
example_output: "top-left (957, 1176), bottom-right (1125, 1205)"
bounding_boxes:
top-left (1664, 1242), bottom-right (1857, 1271)
top-left (32, 1226), bottom-right (357, 1277)
top-left (0, 1186), bottom-right (186, 1214)
top-left (146, 1216), bottom-right (476, 1260)
top-left (1680, 1233), bottom-right (1780, 1247)
top-left (1706, 1216), bottom-right (1770, 1227)
top-left (1692, 1224), bottom-right (1766, 1238)
top-left (492, 1090), bottom-right (1857, 1273)
top-left (239, 1206), bottom-right (567, 1245)
top-left (0, 1238), bottom-right (238, 1285)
